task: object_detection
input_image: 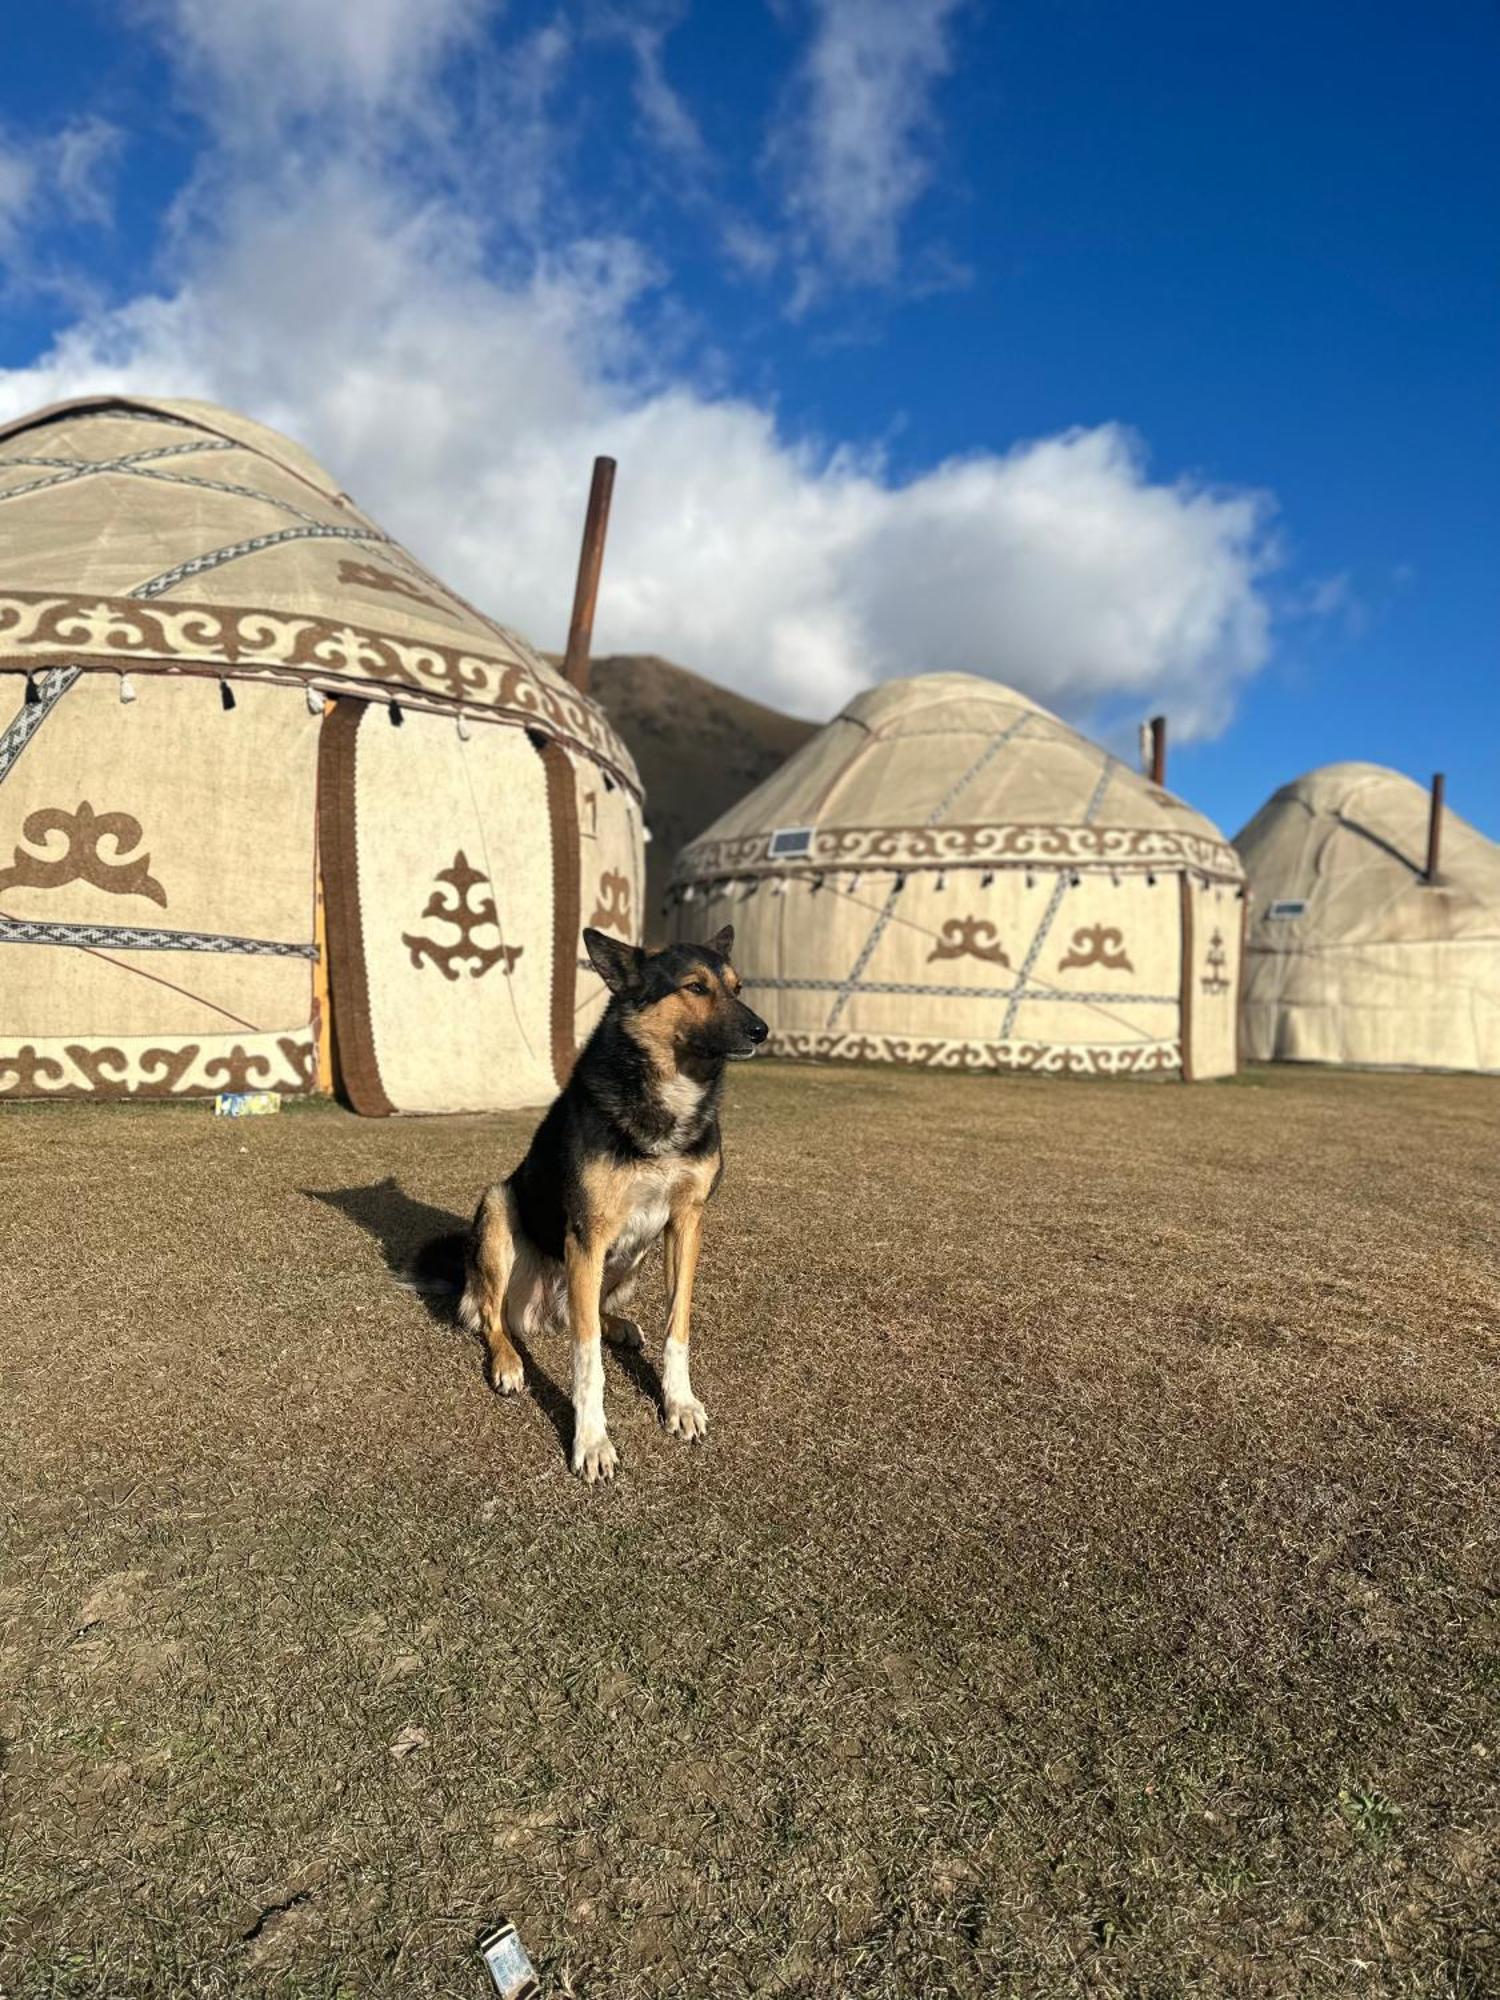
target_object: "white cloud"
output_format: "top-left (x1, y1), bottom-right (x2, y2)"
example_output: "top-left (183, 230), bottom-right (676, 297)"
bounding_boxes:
top-left (140, 0), bottom-right (483, 135)
top-left (767, 0), bottom-right (963, 294)
top-left (603, 4), bottom-right (708, 168)
top-left (0, 117), bottom-right (123, 270)
top-left (0, 2), bottom-right (1278, 748)
top-left (0, 142), bottom-right (35, 255)
top-left (1280, 569), bottom-right (1366, 640)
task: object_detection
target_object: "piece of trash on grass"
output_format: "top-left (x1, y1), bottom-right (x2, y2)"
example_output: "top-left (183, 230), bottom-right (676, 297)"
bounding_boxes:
top-left (387, 1722), bottom-right (429, 1760)
top-left (478, 1921), bottom-right (540, 1999)
top-left (214, 1091), bottom-right (282, 1117)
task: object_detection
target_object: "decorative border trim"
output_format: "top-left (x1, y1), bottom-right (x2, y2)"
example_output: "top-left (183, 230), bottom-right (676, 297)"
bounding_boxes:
top-left (0, 665), bottom-right (80, 787)
top-left (133, 525), bottom-right (386, 600)
top-left (1179, 872), bottom-right (1196, 1085)
top-left (0, 590), bottom-right (640, 797)
top-left (749, 973), bottom-right (1179, 1005)
top-left (541, 740), bottom-right (581, 1089)
top-left (0, 916), bottom-right (316, 958)
top-left (675, 822), bottom-right (1242, 881)
top-left (0, 1028), bottom-right (316, 1100)
top-left (764, 1029), bottom-right (1182, 1076)
top-left (0, 441), bottom-right (251, 510)
top-left (316, 697), bottom-right (396, 1117)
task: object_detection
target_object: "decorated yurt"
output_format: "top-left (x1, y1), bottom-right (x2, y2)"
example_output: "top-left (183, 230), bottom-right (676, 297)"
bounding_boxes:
top-left (0, 396), bottom-right (643, 1113)
top-left (668, 672), bottom-right (1244, 1079)
top-left (1236, 763), bottom-right (1500, 1073)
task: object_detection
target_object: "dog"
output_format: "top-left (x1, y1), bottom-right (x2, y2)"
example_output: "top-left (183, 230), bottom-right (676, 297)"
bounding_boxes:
top-left (458, 925), bottom-right (767, 1482)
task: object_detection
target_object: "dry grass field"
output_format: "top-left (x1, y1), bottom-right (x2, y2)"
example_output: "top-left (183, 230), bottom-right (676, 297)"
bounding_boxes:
top-left (2, 1062), bottom-right (1496, 1998)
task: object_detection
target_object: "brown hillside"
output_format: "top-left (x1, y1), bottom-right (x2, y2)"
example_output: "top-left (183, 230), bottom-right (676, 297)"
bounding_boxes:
top-left (584, 654), bottom-right (817, 939)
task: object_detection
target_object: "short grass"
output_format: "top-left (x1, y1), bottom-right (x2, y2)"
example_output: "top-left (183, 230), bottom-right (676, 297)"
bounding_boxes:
top-left (1, 1061), bottom-right (1496, 1998)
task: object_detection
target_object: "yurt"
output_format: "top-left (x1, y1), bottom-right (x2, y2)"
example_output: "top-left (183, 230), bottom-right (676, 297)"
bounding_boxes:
top-left (1236, 763), bottom-right (1500, 1073)
top-left (669, 673), bottom-right (1245, 1079)
top-left (0, 396), bottom-right (643, 1113)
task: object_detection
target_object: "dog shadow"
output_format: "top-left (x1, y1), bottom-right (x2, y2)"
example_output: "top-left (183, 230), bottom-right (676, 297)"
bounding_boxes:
top-left (304, 1178), bottom-right (664, 1458)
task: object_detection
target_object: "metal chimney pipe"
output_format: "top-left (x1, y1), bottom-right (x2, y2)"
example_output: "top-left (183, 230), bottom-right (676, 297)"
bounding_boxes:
top-left (562, 456), bottom-right (616, 698)
top-left (1149, 715), bottom-right (1167, 788)
top-left (1425, 772), bottom-right (1445, 883)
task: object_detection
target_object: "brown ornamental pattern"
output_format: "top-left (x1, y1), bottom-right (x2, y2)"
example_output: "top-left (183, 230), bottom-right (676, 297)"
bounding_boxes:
top-left (1057, 923), bottom-right (1133, 973)
top-left (0, 589), bottom-right (639, 796)
top-left (336, 559), bottom-right (448, 613)
top-left (1200, 929), bottom-right (1231, 995)
top-left (402, 851), bottom-right (524, 982)
top-left (927, 916), bottom-right (1011, 967)
top-left (589, 867), bottom-right (632, 934)
top-left (766, 1029), bottom-right (1181, 1076)
top-left (675, 819), bottom-right (1242, 881)
top-left (0, 801), bottom-right (167, 906)
top-left (0, 1034), bottom-right (315, 1099)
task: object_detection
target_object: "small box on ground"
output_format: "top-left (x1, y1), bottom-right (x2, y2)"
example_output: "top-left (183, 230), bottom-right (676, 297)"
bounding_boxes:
top-left (213, 1092), bottom-right (282, 1117)
top-left (478, 1922), bottom-right (539, 1998)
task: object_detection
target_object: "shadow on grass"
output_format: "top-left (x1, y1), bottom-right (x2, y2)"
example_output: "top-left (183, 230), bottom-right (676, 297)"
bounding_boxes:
top-left (304, 1177), bottom-right (664, 1461)
top-left (305, 1177), bottom-right (466, 1313)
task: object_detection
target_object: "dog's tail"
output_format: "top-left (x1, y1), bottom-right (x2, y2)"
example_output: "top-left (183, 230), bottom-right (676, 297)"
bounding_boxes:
top-left (395, 1227), bottom-right (467, 1298)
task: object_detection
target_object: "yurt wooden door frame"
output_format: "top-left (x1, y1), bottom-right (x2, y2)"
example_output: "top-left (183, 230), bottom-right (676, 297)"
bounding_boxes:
top-left (316, 694), bottom-right (633, 1117)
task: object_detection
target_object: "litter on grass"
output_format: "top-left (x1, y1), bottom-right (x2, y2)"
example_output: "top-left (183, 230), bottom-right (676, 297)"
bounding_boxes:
top-left (478, 1921), bottom-right (540, 1998)
top-left (213, 1092), bottom-right (282, 1117)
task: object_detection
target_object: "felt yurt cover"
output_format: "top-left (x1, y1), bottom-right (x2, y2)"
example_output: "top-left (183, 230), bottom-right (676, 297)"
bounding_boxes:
top-left (0, 395), bottom-right (643, 1111)
top-left (669, 673), bottom-right (1244, 1079)
top-left (1235, 763), bottom-right (1500, 1073)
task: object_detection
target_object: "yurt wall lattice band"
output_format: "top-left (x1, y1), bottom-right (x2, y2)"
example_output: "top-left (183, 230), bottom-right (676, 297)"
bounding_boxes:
top-left (0, 397), bottom-right (644, 1113)
top-left (668, 675), bottom-right (1247, 1080)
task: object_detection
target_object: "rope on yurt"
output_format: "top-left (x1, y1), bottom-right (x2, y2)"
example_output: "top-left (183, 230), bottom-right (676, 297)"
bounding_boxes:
top-left (824, 706), bottom-right (1036, 1030)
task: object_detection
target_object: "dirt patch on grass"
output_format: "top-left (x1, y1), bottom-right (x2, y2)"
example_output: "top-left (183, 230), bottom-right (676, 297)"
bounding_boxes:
top-left (2, 1063), bottom-right (1497, 1996)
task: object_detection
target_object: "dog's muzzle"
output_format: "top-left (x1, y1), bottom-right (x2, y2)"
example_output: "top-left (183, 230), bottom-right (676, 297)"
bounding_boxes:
top-left (726, 1005), bottom-right (769, 1059)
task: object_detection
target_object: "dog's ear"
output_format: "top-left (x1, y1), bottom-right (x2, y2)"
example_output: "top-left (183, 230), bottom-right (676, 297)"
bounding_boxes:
top-left (706, 924), bottom-right (734, 962)
top-left (584, 928), bottom-right (645, 995)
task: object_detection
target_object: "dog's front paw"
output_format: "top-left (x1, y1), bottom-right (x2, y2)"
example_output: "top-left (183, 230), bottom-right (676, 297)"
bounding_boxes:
top-left (572, 1431), bottom-right (619, 1483)
top-left (665, 1396), bottom-right (709, 1443)
top-left (491, 1358), bottom-right (525, 1395)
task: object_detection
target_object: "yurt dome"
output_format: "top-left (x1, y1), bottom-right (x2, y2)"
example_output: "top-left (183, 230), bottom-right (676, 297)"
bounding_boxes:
top-left (669, 672), bottom-right (1244, 1079)
top-left (0, 395), bottom-right (643, 1113)
top-left (1236, 762), bottom-right (1500, 1073)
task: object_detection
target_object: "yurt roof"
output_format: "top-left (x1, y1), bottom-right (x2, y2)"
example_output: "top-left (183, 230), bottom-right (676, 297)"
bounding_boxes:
top-left (0, 394), bottom-right (638, 793)
top-left (674, 671), bottom-right (1241, 882)
top-left (1235, 762), bottom-right (1500, 945)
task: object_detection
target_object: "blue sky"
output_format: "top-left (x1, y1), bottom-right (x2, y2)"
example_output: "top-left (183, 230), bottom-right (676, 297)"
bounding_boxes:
top-left (2, 0), bottom-right (1496, 839)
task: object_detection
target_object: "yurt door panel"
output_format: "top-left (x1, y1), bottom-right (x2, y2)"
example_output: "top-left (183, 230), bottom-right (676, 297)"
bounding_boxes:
top-left (1180, 876), bottom-right (1242, 1081)
top-left (320, 703), bottom-right (559, 1114)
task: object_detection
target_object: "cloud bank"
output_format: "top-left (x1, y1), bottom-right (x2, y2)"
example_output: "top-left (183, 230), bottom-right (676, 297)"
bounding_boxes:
top-left (0, 1), bottom-right (1276, 740)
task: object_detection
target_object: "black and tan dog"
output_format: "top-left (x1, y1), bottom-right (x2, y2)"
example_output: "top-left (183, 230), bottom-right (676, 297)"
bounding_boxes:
top-left (459, 926), bottom-right (767, 1482)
